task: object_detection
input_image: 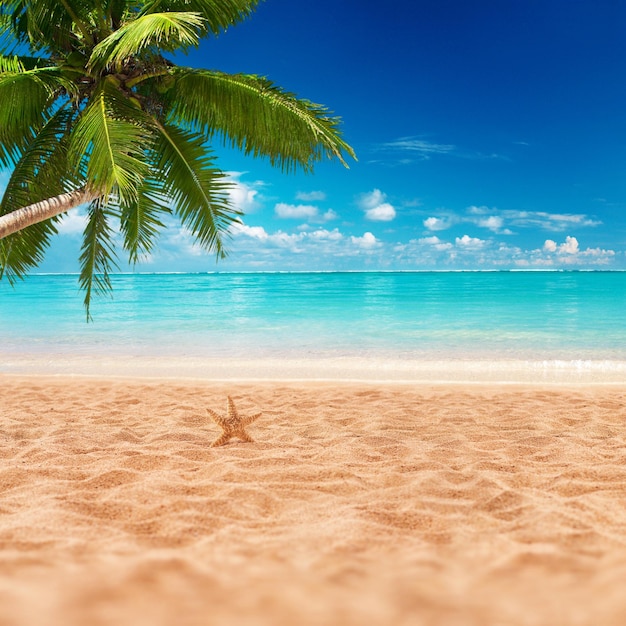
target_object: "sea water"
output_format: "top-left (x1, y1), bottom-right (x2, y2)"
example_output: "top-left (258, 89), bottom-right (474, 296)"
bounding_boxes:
top-left (1, 271), bottom-right (625, 382)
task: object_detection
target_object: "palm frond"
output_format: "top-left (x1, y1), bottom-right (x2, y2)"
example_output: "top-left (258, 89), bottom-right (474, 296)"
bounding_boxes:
top-left (69, 79), bottom-right (152, 204)
top-left (165, 69), bottom-right (356, 173)
top-left (153, 121), bottom-right (238, 255)
top-left (0, 106), bottom-right (79, 282)
top-left (2, 0), bottom-right (96, 54)
top-left (0, 53), bottom-right (22, 72)
top-left (138, 0), bottom-right (259, 36)
top-left (1, 106), bottom-right (74, 215)
top-left (0, 67), bottom-right (58, 167)
top-left (79, 199), bottom-right (119, 320)
top-left (0, 54), bottom-right (53, 70)
top-left (0, 220), bottom-right (59, 284)
top-left (119, 177), bottom-right (170, 264)
top-left (88, 11), bottom-right (204, 72)
top-left (0, 64), bottom-right (79, 167)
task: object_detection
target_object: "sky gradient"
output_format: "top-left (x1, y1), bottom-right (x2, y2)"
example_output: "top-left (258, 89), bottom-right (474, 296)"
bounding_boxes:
top-left (7, 0), bottom-right (626, 272)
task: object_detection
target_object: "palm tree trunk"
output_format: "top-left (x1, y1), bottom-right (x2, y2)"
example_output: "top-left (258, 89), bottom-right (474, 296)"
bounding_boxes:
top-left (0, 189), bottom-right (99, 239)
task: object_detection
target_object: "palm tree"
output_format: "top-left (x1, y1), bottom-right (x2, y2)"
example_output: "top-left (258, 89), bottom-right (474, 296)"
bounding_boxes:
top-left (0, 0), bottom-right (355, 315)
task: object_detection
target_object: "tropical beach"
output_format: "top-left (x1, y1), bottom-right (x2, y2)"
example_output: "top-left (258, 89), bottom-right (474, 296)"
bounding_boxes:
top-left (2, 0), bottom-right (626, 623)
top-left (2, 272), bottom-right (626, 625)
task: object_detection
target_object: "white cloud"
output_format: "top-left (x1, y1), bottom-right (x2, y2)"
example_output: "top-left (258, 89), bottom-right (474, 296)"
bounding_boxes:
top-left (423, 216), bottom-right (450, 231)
top-left (230, 222), bottom-right (269, 241)
top-left (382, 137), bottom-right (456, 156)
top-left (455, 234), bottom-right (486, 249)
top-left (232, 223), bottom-right (346, 252)
top-left (366, 203), bottom-right (396, 221)
top-left (559, 235), bottom-right (579, 254)
top-left (358, 189), bottom-right (385, 210)
top-left (477, 215), bottom-right (504, 232)
top-left (144, 218), bottom-right (620, 273)
top-left (225, 172), bottom-right (263, 213)
top-left (296, 190), bottom-right (326, 201)
top-left (56, 207), bottom-right (89, 235)
top-left (467, 205), bottom-right (489, 215)
top-left (435, 206), bottom-right (599, 236)
top-left (418, 235), bottom-right (453, 251)
top-left (580, 247), bottom-right (615, 258)
top-left (358, 189), bottom-right (396, 222)
top-left (540, 236), bottom-right (615, 265)
top-left (544, 236), bottom-right (580, 255)
top-left (503, 210), bottom-right (601, 231)
top-left (350, 232), bottom-right (379, 248)
top-left (272, 204), bottom-right (337, 223)
top-left (274, 203), bottom-right (319, 219)
top-left (308, 228), bottom-right (343, 241)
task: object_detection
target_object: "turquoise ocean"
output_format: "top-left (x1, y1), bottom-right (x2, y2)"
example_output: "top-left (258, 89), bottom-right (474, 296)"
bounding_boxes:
top-left (1, 271), bottom-right (625, 382)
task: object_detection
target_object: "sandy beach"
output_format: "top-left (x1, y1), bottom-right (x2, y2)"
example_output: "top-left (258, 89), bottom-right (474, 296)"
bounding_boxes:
top-left (1, 375), bottom-right (626, 625)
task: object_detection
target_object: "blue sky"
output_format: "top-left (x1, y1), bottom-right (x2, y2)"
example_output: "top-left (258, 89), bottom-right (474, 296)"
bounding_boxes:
top-left (10, 0), bottom-right (626, 271)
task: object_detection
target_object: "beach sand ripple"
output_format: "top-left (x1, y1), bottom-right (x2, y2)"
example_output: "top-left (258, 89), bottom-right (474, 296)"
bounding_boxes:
top-left (1, 377), bottom-right (626, 625)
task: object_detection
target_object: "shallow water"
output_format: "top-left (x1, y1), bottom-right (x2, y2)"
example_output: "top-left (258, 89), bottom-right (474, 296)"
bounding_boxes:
top-left (1, 271), bottom-right (625, 381)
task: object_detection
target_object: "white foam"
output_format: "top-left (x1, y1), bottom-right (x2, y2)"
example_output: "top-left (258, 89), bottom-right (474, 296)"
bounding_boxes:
top-left (3, 353), bottom-right (626, 384)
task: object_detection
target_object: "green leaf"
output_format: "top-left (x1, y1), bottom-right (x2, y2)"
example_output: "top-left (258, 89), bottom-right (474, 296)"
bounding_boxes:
top-left (0, 66), bottom-right (60, 167)
top-left (153, 121), bottom-right (238, 255)
top-left (79, 199), bottom-right (119, 320)
top-left (88, 11), bottom-right (205, 72)
top-left (3, 0), bottom-right (96, 54)
top-left (69, 80), bottom-right (152, 204)
top-left (165, 69), bottom-right (356, 173)
top-left (0, 107), bottom-right (76, 283)
top-left (0, 105), bottom-right (75, 216)
top-left (119, 177), bottom-right (170, 264)
top-left (139, 0), bottom-right (259, 36)
top-left (0, 220), bottom-right (59, 284)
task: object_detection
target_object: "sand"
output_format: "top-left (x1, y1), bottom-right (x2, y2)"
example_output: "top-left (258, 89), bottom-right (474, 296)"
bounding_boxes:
top-left (1, 375), bottom-right (626, 626)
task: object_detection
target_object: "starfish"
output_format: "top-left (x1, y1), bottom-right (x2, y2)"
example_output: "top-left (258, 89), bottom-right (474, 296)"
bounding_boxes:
top-left (206, 396), bottom-right (262, 447)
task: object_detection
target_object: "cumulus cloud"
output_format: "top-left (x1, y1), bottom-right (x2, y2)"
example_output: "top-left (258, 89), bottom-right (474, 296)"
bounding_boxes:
top-left (358, 189), bottom-right (397, 222)
top-left (350, 232), bottom-right (379, 248)
top-left (455, 234), bottom-right (486, 249)
top-left (366, 203), bottom-right (396, 221)
top-left (538, 236), bottom-right (615, 265)
top-left (225, 172), bottom-right (263, 213)
top-left (232, 223), bottom-right (348, 251)
top-left (580, 247), bottom-right (615, 258)
top-left (296, 190), bottom-right (326, 201)
top-left (559, 236), bottom-right (579, 254)
top-left (461, 206), bottom-right (508, 234)
top-left (544, 236), bottom-right (579, 255)
top-left (418, 236), bottom-right (453, 251)
top-left (230, 222), bottom-right (269, 241)
top-left (423, 216), bottom-right (450, 231)
top-left (308, 228), bottom-right (343, 241)
top-left (273, 203), bottom-right (337, 222)
top-left (477, 215), bottom-right (504, 232)
top-left (274, 203), bottom-right (319, 219)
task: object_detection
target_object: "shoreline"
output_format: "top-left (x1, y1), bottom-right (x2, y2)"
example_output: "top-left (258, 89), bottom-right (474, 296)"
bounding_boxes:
top-left (3, 352), bottom-right (626, 384)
